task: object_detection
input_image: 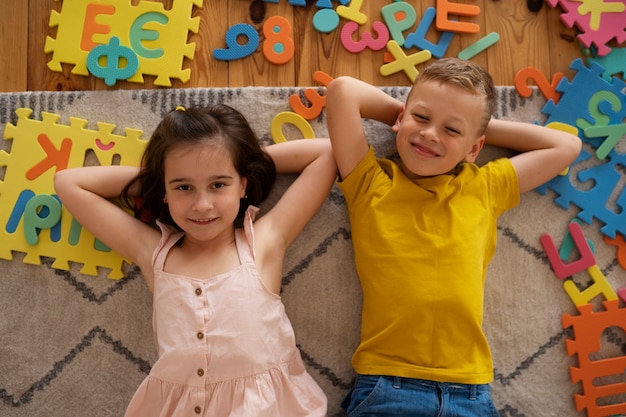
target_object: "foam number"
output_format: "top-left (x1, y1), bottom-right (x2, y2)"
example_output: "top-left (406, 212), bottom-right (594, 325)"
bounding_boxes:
top-left (271, 112), bottom-right (315, 143)
top-left (337, 0), bottom-right (367, 24)
top-left (23, 194), bottom-right (62, 245)
top-left (289, 71), bottom-right (333, 120)
top-left (514, 67), bottom-right (564, 103)
top-left (340, 21), bottom-right (389, 53)
top-left (213, 23), bottom-right (260, 61)
top-left (263, 16), bottom-right (294, 65)
top-left (87, 36), bottom-right (139, 86)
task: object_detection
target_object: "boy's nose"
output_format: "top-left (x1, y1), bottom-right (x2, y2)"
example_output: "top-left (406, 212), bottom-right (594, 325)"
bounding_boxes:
top-left (420, 126), bottom-right (438, 142)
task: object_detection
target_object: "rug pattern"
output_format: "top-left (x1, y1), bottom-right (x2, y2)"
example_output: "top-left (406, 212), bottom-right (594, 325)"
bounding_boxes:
top-left (0, 87), bottom-right (624, 417)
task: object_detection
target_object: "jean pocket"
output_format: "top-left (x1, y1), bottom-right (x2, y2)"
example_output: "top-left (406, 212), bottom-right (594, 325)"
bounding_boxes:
top-left (347, 375), bottom-right (385, 416)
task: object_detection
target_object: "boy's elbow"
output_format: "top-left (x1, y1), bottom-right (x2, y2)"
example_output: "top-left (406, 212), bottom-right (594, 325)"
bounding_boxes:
top-left (563, 133), bottom-right (582, 164)
top-left (327, 76), bottom-right (356, 99)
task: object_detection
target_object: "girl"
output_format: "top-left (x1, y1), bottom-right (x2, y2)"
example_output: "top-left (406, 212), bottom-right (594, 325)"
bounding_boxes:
top-left (54, 104), bottom-right (336, 417)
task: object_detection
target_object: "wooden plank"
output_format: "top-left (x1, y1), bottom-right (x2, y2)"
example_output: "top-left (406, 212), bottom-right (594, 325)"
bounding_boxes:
top-left (185, 0), bottom-right (229, 87)
top-left (546, 4), bottom-right (581, 82)
top-left (293, 4), bottom-right (320, 87)
top-left (0, 0), bottom-right (28, 92)
top-left (8, 0), bottom-right (602, 92)
top-left (29, 0), bottom-right (94, 91)
top-left (454, 0), bottom-right (489, 75)
top-left (309, 8), bottom-right (360, 83)
top-left (483, 0), bottom-right (552, 85)
top-left (228, 0), bottom-right (295, 87)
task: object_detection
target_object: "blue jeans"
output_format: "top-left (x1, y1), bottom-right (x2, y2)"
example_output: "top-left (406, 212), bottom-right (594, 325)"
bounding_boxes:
top-left (341, 374), bottom-right (500, 417)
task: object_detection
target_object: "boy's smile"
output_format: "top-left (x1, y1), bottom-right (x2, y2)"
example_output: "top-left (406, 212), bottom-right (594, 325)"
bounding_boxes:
top-left (394, 80), bottom-right (487, 180)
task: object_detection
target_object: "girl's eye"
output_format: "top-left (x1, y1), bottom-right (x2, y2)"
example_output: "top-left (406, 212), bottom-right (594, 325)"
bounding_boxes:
top-left (177, 185), bottom-right (191, 191)
top-left (212, 182), bottom-right (226, 189)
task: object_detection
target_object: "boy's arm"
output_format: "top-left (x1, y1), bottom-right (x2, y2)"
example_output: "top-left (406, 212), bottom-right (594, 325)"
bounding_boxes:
top-left (484, 118), bottom-right (581, 193)
top-left (326, 76), bottom-right (403, 179)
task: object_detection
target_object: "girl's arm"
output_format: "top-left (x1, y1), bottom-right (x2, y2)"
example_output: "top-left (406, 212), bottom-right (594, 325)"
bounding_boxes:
top-left (54, 166), bottom-right (161, 290)
top-left (262, 139), bottom-right (336, 247)
top-left (327, 76), bottom-right (403, 180)
top-left (485, 118), bottom-right (581, 193)
top-left (255, 139), bottom-right (337, 293)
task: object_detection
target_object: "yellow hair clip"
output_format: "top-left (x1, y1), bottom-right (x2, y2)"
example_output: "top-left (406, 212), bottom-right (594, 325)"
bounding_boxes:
top-left (175, 106), bottom-right (186, 112)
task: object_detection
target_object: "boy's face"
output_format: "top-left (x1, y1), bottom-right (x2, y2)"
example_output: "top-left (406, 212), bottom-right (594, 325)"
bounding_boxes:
top-left (393, 80), bottom-right (486, 179)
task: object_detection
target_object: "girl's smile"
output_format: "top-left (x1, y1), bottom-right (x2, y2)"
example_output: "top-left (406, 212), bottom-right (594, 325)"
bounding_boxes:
top-left (163, 143), bottom-right (246, 244)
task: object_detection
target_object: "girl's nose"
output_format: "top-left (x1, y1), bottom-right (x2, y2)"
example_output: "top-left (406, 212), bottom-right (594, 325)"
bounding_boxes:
top-left (193, 192), bottom-right (214, 211)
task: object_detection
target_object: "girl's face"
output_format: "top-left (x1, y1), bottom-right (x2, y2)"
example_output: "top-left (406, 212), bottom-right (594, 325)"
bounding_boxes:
top-left (163, 142), bottom-right (246, 244)
top-left (394, 80), bottom-right (486, 179)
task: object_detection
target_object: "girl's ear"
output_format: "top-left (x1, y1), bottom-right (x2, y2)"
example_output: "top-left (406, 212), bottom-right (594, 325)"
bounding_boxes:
top-left (392, 104), bottom-right (406, 133)
top-left (464, 134), bottom-right (485, 163)
top-left (240, 177), bottom-right (248, 198)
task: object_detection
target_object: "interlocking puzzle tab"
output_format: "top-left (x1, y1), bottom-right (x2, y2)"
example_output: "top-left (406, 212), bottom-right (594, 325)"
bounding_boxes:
top-left (562, 300), bottom-right (626, 417)
top-left (44, 0), bottom-right (203, 86)
top-left (541, 223), bottom-right (626, 416)
top-left (0, 108), bottom-right (146, 279)
top-left (537, 59), bottom-right (626, 239)
top-left (545, 0), bottom-right (626, 56)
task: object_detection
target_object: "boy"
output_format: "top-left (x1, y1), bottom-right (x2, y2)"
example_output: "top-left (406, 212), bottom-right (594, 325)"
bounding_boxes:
top-left (326, 58), bottom-right (581, 416)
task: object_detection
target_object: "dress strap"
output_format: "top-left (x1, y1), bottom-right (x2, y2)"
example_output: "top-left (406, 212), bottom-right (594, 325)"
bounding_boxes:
top-left (152, 221), bottom-right (184, 272)
top-left (236, 205), bottom-right (259, 263)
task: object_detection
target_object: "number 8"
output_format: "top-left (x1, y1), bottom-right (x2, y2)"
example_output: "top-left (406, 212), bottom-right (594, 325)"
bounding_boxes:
top-left (263, 16), bottom-right (294, 65)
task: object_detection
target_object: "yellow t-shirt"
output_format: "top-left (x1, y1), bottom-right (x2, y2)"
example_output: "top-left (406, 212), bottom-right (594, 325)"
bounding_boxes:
top-left (338, 147), bottom-right (519, 384)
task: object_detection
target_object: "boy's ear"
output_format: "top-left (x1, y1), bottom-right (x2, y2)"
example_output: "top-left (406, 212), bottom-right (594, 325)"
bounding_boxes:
top-left (464, 134), bottom-right (485, 163)
top-left (392, 104), bottom-right (406, 133)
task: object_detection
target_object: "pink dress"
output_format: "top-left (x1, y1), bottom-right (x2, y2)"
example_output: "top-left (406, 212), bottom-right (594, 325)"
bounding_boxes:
top-left (125, 208), bottom-right (327, 417)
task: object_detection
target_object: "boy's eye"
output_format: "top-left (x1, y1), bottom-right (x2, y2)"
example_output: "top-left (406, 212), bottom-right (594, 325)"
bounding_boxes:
top-left (446, 127), bottom-right (461, 135)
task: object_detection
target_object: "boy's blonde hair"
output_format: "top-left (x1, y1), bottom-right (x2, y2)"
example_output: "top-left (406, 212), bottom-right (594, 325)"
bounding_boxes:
top-left (409, 58), bottom-right (496, 135)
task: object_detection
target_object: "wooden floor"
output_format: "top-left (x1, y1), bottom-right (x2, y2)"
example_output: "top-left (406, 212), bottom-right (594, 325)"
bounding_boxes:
top-left (1, 0), bottom-right (584, 92)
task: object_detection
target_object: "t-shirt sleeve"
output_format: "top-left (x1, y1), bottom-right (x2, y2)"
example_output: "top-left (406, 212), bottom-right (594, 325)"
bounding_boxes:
top-left (484, 158), bottom-right (520, 216)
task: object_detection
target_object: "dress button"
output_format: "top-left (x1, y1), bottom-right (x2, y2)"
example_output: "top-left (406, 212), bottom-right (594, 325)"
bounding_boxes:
top-left (197, 368), bottom-right (204, 377)
top-left (197, 332), bottom-right (204, 340)
top-left (194, 406), bottom-right (202, 414)
top-left (195, 288), bottom-right (202, 296)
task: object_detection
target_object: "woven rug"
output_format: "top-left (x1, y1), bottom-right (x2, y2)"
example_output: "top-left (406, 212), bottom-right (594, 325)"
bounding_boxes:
top-left (0, 87), bottom-right (624, 417)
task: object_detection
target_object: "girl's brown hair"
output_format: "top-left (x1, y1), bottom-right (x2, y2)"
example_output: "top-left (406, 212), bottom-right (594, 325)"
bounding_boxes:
top-left (121, 104), bottom-right (276, 229)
